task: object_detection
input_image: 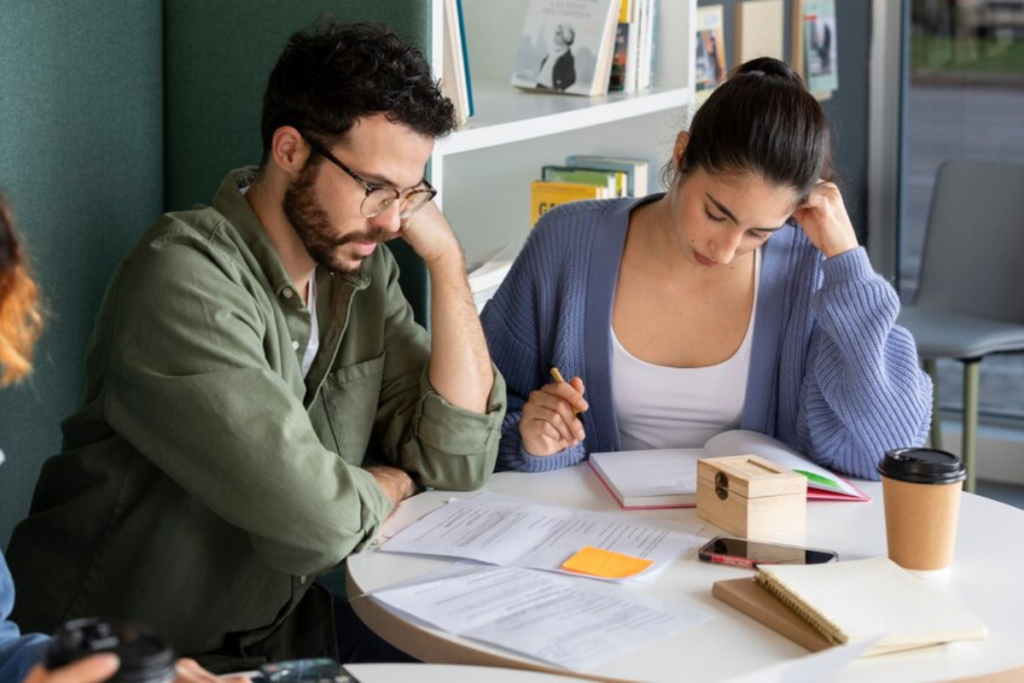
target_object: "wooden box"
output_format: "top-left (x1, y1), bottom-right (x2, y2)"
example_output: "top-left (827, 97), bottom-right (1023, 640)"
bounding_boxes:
top-left (696, 455), bottom-right (807, 540)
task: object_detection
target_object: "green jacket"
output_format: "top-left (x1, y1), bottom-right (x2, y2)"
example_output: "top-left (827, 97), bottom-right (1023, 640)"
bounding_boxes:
top-left (6, 169), bottom-right (505, 671)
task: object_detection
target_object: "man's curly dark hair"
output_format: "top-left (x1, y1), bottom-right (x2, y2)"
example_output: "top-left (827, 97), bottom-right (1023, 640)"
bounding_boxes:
top-left (260, 19), bottom-right (455, 159)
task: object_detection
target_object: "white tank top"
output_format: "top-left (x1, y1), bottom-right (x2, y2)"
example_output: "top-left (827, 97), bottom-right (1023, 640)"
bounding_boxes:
top-left (611, 248), bottom-right (761, 451)
top-left (301, 275), bottom-right (319, 379)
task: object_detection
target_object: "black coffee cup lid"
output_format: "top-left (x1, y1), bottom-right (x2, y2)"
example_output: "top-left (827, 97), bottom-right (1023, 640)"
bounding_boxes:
top-left (879, 448), bottom-right (966, 484)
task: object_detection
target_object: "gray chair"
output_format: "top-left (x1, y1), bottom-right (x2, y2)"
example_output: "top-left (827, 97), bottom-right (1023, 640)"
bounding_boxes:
top-left (897, 160), bottom-right (1024, 492)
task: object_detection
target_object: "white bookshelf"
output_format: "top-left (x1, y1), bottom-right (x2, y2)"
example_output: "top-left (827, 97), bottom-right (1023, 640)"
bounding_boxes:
top-left (430, 0), bottom-right (697, 259)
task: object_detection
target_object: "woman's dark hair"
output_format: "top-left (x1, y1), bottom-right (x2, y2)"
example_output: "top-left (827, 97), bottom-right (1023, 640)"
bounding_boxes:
top-left (668, 57), bottom-right (832, 198)
top-left (260, 19), bottom-right (456, 158)
top-left (0, 190), bottom-right (43, 385)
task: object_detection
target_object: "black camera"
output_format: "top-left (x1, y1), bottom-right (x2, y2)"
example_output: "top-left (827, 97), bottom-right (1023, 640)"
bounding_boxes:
top-left (45, 617), bottom-right (176, 683)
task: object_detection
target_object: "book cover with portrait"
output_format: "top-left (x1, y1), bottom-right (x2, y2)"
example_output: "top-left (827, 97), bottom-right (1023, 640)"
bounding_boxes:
top-left (694, 5), bottom-right (726, 104)
top-left (512, 0), bottom-right (621, 96)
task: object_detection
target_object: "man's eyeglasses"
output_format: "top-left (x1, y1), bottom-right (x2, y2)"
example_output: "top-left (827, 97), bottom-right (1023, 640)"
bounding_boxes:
top-left (300, 134), bottom-right (436, 219)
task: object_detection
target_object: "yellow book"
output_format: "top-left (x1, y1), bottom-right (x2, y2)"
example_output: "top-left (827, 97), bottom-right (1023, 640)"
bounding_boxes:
top-left (530, 180), bottom-right (608, 227)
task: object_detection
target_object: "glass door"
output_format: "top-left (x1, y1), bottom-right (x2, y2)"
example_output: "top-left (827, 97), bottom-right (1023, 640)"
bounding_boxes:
top-left (901, 0), bottom-right (1024, 421)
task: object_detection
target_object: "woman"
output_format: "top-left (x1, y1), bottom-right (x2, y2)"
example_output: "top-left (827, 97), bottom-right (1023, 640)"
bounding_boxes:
top-left (0, 192), bottom-right (242, 682)
top-left (481, 58), bottom-right (931, 480)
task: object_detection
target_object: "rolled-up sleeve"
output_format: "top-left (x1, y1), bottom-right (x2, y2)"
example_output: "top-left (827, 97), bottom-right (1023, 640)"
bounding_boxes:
top-left (106, 233), bottom-right (393, 577)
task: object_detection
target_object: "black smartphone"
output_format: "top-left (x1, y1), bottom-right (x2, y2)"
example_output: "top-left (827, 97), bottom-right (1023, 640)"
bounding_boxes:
top-left (256, 658), bottom-right (359, 683)
top-left (698, 536), bottom-right (838, 568)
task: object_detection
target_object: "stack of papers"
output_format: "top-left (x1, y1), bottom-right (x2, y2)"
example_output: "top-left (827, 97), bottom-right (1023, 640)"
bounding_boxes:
top-left (371, 563), bottom-right (713, 671)
top-left (379, 492), bottom-right (704, 582)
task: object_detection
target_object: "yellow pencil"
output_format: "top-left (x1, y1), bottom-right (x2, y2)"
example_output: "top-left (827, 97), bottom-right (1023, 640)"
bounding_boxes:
top-left (549, 366), bottom-right (584, 420)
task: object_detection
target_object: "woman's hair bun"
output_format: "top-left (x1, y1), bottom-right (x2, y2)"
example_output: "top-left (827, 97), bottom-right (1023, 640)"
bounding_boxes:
top-left (732, 57), bottom-right (804, 87)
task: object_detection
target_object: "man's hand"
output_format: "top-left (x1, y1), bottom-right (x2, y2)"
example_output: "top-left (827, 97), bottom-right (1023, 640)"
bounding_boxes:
top-left (398, 201), bottom-right (461, 266)
top-left (174, 658), bottom-right (250, 682)
top-left (366, 466), bottom-right (418, 509)
top-left (23, 656), bottom-right (251, 683)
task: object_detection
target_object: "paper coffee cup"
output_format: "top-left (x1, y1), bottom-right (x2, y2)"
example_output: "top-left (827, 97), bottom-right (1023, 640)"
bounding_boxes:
top-left (878, 448), bottom-right (966, 571)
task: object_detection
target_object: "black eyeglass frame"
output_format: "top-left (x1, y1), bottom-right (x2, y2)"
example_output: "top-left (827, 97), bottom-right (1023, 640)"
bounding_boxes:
top-left (299, 133), bottom-right (437, 219)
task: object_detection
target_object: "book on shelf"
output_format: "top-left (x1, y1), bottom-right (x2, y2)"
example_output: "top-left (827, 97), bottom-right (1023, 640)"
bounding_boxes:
top-left (530, 180), bottom-right (611, 227)
top-left (564, 155), bottom-right (650, 196)
top-left (441, 0), bottom-right (473, 126)
top-left (695, 5), bottom-right (726, 105)
top-left (734, 0), bottom-right (785, 65)
top-left (467, 244), bottom-right (514, 313)
top-left (588, 429), bottom-right (870, 510)
top-left (511, 0), bottom-right (621, 96)
top-left (608, 14), bottom-right (632, 93)
top-left (541, 165), bottom-right (627, 198)
top-left (456, 0), bottom-right (475, 117)
top-left (608, 0), bottom-right (644, 93)
top-left (638, 0), bottom-right (657, 90)
top-left (714, 558), bottom-right (987, 657)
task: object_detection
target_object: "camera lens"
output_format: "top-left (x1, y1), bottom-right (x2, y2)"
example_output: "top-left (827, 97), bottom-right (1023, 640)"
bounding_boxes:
top-left (46, 618), bottom-right (176, 683)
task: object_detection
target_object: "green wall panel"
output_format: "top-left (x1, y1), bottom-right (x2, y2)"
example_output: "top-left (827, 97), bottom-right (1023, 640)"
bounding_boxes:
top-left (0, 1), bottom-right (164, 546)
top-left (163, 0), bottom-right (434, 323)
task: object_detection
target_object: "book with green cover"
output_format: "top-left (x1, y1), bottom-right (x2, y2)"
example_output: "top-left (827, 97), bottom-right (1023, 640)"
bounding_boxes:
top-left (564, 155), bottom-right (649, 196)
top-left (541, 165), bottom-right (625, 197)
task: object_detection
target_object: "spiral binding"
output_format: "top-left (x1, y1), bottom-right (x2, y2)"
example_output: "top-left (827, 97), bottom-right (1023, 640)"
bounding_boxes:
top-left (755, 570), bottom-right (847, 646)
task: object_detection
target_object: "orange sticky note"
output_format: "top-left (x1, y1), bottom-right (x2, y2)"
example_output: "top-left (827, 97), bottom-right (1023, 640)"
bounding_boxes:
top-left (561, 546), bottom-right (654, 579)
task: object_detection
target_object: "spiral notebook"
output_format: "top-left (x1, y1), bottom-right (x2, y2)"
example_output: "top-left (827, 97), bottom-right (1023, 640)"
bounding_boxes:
top-left (718, 557), bottom-right (986, 657)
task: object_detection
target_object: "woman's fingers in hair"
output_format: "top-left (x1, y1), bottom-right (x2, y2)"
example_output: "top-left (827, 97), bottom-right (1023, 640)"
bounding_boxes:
top-left (794, 181), bottom-right (858, 259)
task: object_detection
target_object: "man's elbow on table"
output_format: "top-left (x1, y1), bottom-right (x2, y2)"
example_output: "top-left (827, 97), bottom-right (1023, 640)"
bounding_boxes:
top-left (249, 512), bottom-right (387, 577)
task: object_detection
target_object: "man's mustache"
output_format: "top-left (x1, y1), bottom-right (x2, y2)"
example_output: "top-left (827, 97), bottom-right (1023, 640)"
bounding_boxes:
top-left (328, 228), bottom-right (392, 249)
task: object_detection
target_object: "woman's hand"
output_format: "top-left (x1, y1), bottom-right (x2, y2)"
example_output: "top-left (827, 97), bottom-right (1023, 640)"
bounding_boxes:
top-left (519, 377), bottom-right (588, 456)
top-left (23, 656), bottom-right (251, 683)
top-left (23, 655), bottom-right (119, 683)
top-left (792, 181), bottom-right (860, 259)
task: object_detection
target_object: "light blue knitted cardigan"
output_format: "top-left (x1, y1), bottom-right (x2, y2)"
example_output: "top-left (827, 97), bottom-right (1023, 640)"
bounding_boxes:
top-left (480, 195), bottom-right (932, 480)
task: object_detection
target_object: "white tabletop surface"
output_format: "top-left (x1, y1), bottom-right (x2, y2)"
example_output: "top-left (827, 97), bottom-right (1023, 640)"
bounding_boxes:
top-left (345, 663), bottom-right (588, 682)
top-left (347, 465), bottom-right (1024, 682)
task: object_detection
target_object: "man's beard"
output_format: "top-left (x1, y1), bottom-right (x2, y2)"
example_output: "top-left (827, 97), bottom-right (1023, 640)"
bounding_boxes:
top-left (282, 162), bottom-right (389, 275)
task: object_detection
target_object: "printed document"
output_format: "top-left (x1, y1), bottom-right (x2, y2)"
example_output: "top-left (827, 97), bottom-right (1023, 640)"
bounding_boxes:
top-left (371, 563), bottom-right (713, 670)
top-left (379, 492), bottom-right (704, 582)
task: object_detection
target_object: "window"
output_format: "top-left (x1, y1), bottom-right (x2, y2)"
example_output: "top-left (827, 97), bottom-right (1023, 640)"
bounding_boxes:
top-left (898, 0), bottom-right (1024, 421)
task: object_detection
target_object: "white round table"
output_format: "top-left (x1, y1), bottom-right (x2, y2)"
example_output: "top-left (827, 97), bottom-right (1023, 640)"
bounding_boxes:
top-left (347, 465), bottom-right (1024, 682)
top-left (344, 663), bottom-right (588, 682)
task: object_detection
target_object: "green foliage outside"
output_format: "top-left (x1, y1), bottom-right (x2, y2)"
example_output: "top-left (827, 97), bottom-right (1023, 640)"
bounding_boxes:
top-left (912, 35), bottom-right (1024, 75)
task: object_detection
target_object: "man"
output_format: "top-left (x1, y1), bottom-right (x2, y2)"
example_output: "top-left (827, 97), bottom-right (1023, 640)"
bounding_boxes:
top-left (536, 23), bottom-right (576, 91)
top-left (7, 20), bottom-right (505, 673)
